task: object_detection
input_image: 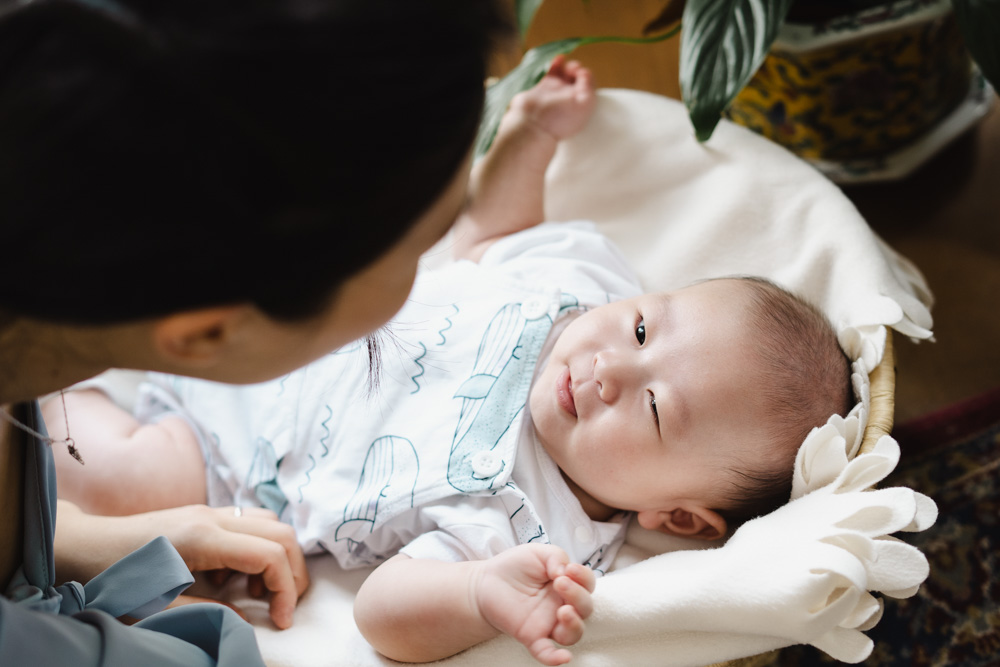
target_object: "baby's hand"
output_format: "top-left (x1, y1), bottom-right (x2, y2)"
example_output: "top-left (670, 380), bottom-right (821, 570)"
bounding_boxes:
top-left (476, 544), bottom-right (596, 665)
top-left (505, 55), bottom-right (596, 141)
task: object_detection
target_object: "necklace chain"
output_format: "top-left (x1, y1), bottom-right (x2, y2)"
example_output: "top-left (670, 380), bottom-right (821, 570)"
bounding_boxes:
top-left (1, 390), bottom-right (84, 465)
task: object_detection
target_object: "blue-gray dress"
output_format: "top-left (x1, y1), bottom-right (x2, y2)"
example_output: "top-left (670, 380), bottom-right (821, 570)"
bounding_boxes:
top-left (0, 401), bottom-right (266, 666)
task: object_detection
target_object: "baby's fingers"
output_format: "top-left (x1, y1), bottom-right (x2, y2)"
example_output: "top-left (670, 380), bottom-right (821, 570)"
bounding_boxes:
top-left (564, 562), bottom-right (596, 593)
top-left (528, 637), bottom-right (573, 666)
top-left (543, 547), bottom-right (572, 581)
top-left (551, 604), bottom-right (586, 647)
top-left (547, 54), bottom-right (568, 79)
top-left (574, 67), bottom-right (595, 103)
top-left (554, 573), bottom-right (594, 620)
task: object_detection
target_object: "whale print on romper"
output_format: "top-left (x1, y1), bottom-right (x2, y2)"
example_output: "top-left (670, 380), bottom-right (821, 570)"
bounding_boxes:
top-left (334, 435), bottom-right (419, 555)
top-left (447, 294), bottom-right (583, 543)
top-left (448, 301), bottom-right (551, 493)
top-left (326, 294), bottom-right (582, 560)
top-left (246, 437), bottom-right (287, 516)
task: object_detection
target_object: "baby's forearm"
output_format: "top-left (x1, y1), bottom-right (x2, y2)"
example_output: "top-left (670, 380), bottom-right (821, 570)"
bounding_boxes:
top-left (451, 115), bottom-right (558, 262)
top-left (354, 554), bottom-right (498, 663)
top-left (451, 58), bottom-right (594, 263)
top-left (470, 112), bottom-right (558, 225)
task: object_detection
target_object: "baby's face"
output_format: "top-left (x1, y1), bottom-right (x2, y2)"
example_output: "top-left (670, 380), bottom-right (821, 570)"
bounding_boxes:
top-left (529, 279), bottom-right (770, 518)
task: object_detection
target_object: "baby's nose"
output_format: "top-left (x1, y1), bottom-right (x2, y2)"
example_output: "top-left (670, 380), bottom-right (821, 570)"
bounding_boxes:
top-left (593, 353), bottom-right (620, 403)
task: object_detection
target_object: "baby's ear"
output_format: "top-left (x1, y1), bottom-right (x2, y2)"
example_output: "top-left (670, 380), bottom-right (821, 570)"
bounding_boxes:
top-left (636, 505), bottom-right (728, 541)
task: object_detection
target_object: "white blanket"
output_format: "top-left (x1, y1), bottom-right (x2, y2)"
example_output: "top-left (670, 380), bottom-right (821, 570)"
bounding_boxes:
top-left (218, 89), bottom-right (937, 666)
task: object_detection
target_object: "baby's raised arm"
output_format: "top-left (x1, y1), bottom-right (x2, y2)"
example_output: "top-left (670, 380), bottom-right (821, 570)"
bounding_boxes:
top-left (354, 543), bottom-right (596, 665)
top-left (451, 56), bottom-right (596, 262)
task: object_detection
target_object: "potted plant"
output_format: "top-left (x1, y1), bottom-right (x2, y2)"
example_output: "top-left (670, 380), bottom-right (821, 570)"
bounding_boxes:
top-left (481, 0), bottom-right (999, 180)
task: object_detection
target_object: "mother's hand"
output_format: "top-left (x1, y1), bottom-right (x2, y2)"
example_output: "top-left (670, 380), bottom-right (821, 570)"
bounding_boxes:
top-left (155, 505), bottom-right (309, 629)
top-left (56, 501), bottom-right (308, 629)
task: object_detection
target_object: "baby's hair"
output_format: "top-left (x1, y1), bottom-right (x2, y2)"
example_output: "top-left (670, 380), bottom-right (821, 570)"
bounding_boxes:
top-left (717, 276), bottom-right (853, 524)
top-left (0, 0), bottom-right (511, 325)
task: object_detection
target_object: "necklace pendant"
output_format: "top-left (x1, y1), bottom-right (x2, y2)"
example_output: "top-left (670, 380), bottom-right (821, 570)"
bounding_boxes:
top-left (66, 438), bottom-right (85, 465)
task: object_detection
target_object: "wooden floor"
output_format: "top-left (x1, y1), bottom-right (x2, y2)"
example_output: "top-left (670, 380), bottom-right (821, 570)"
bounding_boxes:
top-left (495, 0), bottom-right (1000, 423)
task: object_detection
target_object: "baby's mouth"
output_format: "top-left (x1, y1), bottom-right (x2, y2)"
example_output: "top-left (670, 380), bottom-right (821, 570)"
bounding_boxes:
top-left (557, 367), bottom-right (577, 417)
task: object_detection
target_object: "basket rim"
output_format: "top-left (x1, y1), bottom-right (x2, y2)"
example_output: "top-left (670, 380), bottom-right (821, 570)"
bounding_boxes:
top-left (859, 330), bottom-right (896, 455)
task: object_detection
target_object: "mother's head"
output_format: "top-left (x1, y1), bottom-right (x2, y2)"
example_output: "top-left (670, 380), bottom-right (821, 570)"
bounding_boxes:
top-left (0, 0), bottom-right (509, 385)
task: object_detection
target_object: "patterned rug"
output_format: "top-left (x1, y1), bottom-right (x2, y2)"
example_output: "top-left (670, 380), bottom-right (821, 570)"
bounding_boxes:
top-left (777, 387), bottom-right (1000, 666)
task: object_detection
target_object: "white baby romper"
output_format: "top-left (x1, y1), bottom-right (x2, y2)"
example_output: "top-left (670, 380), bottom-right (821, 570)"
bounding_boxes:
top-left (142, 221), bottom-right (644, 570)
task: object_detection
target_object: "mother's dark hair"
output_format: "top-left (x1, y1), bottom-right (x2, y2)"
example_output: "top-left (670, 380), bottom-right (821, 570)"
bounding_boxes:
top-left (0, 0), bottom-right (509, 323)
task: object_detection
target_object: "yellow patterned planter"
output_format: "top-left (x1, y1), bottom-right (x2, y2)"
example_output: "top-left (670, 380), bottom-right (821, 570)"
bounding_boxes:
top-left (724, 0), bottom-right (989, 181)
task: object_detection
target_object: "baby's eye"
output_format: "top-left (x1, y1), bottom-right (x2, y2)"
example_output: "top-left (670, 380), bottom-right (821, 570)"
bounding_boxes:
top-left (648, 390), bottom-right (659, 429)
top-left (635, 318), bottom-right (646, 345)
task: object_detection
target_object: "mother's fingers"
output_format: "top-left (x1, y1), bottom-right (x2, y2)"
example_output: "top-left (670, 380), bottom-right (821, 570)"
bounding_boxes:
top-left (140, 505), bottom-right (308, 628)
top-left (196, 506), bottom-right (309, 627)
top-left (209, 529), bottom-right (303, 629)
top-left (248, 574), bottom-right (267, 599)
top-left (217, 505), bottom-right (278, 521)
top-left (218, 509), bottom-right (309, 597)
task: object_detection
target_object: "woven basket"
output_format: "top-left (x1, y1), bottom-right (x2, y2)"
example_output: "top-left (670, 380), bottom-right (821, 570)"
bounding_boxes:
top-left (708, 331), bottom-right (897, 667)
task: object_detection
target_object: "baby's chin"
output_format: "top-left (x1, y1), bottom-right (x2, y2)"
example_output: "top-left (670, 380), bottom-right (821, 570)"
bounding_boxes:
top-left (558, 468), bottom-right (619, 521)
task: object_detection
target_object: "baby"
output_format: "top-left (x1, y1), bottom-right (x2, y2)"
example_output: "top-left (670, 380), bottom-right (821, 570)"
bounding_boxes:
top-left (48, 58), bottom-right (852, 665)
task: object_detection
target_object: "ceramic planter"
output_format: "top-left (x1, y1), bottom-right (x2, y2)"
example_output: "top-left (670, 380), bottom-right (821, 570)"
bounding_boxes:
top-left (724, 0), bottom-right (994, 182)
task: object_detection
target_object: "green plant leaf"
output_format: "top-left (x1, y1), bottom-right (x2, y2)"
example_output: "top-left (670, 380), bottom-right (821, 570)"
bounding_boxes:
top-left (952, 0), bottom-right (1000, 91)
top-left (515, 0), bottom-right (546, 39)
top-left (476, 29), bottom-right (680, 158)
top-left (644, 0), bottom-right (686, 34)
top-left (680, 0), bottom-right (793, 142)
